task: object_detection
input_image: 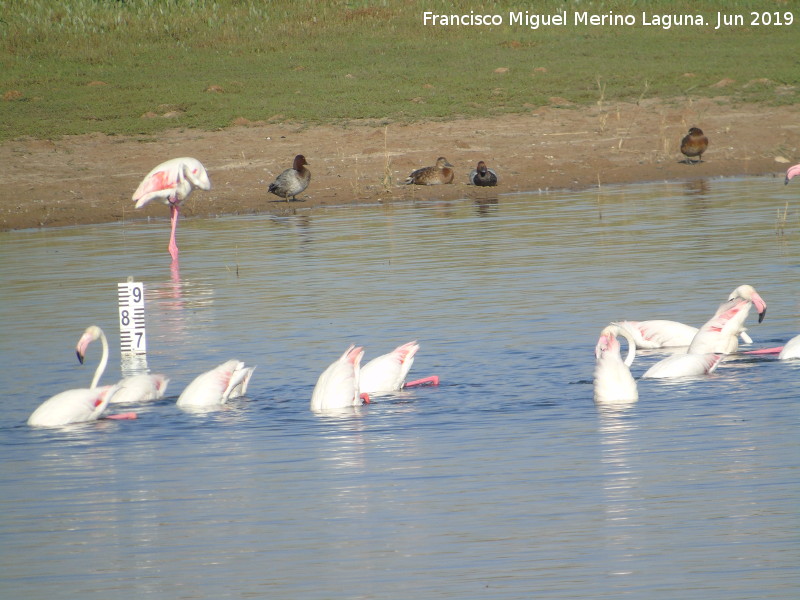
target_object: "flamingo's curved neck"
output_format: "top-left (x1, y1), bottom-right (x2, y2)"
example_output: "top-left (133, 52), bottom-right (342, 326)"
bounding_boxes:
top-left (90, 329), bottom-right (109, 388)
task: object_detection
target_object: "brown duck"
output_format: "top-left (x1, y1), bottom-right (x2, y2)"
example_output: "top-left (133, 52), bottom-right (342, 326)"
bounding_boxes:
top-left (268, 154), bottom-right (311, 201)
top-left (680, 127), bottom-right (708, 164)
top-left (403, 157), bottom-right (454, 185)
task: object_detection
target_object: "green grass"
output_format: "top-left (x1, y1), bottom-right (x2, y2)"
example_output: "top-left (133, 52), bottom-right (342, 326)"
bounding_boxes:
top-left (0, 0), bottom-right (797, 141)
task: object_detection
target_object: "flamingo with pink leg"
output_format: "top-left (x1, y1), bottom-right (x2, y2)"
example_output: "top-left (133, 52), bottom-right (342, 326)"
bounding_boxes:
top-left (359, 341), bottom-right (439, 395)
top-left (132, 157), bottom-right (211, 262)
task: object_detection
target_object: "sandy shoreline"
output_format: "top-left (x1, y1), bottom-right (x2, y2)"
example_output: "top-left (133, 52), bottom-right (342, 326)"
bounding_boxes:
top-left (1, 97), bottom-right (798, 232)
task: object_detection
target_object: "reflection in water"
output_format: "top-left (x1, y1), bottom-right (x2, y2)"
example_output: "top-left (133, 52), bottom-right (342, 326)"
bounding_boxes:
top-left (684, 178), bottom-right (710, 197)
top-left (473, 197), bottom-right (499, 217)
top-left (597, 406), bottom-right (641, 578)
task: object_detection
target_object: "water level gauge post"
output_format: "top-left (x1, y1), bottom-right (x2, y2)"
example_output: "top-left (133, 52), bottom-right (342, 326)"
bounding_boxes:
top-left (118, 276), bottom-right (147, 357)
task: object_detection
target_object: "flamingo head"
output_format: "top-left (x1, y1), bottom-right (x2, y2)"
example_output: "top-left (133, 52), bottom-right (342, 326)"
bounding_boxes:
top-left (728, 285), bottom-right (767, 323)
top-left (75, 325), bottom-right (103, 364)
top-left (183, 160), bottom-right (212, 191)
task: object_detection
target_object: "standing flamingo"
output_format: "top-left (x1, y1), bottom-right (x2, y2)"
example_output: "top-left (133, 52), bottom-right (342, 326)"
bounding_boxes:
top-left (593, 325), bottom-right (638, 404)
top-left (785, 163), bottom-right (800, 185)
top-left (613, 319), bottom-right (752, 349)
top-left (132, 157), bottom-right (211, 261)
top-left (310, 345), bottom-right (370, 412)
top-left (778, 334), bottom-right (800, 359)
top-left (76, 325), bottom-right (169, 403)
top-left (28, 383), bottom-right (123, 427)
top-left (359, 341), bottom-right (440, 395)
top-left (176, 360), bottom-right (255, 408)
top-left (687, 285), bottom-right (767, 355)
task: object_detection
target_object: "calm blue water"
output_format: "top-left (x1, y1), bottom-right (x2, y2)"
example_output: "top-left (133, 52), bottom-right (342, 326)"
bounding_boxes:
top-left (1, 176), bottom-right (798, 599)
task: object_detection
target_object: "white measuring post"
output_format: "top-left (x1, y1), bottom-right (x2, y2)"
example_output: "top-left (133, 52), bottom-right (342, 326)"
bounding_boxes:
top-left (118, 277), bottom-right (147, 358)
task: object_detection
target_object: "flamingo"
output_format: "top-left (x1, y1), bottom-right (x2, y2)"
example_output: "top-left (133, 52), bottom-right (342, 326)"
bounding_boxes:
top-left (613, 319), bottom-right (752, 349)
top-left (779, 334), bottom-right (800, 359)
top-left (359, 341), bottom-right (440, 395)
top-left (687, 285), bottom-right (767, 355)
top-left (132, 157), bottom-right (211, 261)
top-left (785, 163), bottom-right (800, 185)
top-left (593, 325), bottom-right (638, 404)
top-left (28, 383), bottom-right (123, 427)
top-left (642, 353), bottom-right (723, 379)
top-left (75, 325), bottom-right (169, 403)
top-left (176, 360), bottom-right (255, 408)
top-left (310, 345), bottom-right (370, 412)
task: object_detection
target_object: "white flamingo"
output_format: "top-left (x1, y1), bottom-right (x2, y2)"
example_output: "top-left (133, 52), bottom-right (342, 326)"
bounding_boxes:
top-left (310, 345), bottom-right (370, 412)
top-left (778, 334), bottom-right (800, 359)
top-left (613, 319), bottom-right (752, 349)
top-left (132, 157), bottom-right (211, 261)
top-left (593, 325), bottom-right (638, 404)
top-left (28, 383), bottom-right (123, 427)
top-left (76, 325), bottom-right (169, 403)
top-left (642, 353), bottom-right (723, 379)
top-left (176, 360), bottom-right (255, 408)
top-left (359, 341), bottom-right (440, 395)
top-left (687, 285), bottom-right (767, 354)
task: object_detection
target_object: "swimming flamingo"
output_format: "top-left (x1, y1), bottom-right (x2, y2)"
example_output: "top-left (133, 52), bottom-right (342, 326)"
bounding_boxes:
top-left (27, 383), bottom-right (123, 427)
top-left (593, 325), bottom-right (638, 404)
top-left (132, 157), bottom-right (211, 261)
top-left (613, 320), bottom-right (752, 349)
top-left (687, 285), bottom-right (767, 354)
top-left (779, 334), bottom-right (800, 359)
top-left (176, 360), bottom-right (255, 408)
top-left (359, 341), bottom-right (440, 395)
top-left (642, 353), bottom-right (723, 379)
top-left (76, 325), bottom-right (169, 403)
top-left (785, 163), bottom-right (800, 185)
top-left (310, 345), bottom-right (370, 412)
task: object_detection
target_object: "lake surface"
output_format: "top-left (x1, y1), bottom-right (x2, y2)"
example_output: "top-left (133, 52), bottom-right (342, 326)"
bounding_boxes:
top-left (1, 175), bottom-right (798, 599)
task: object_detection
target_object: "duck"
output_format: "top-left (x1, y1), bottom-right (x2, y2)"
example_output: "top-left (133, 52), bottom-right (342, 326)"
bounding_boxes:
top-left (404, 157), bottom-right (454, 185)
top-left (680, 127), bottom-right (708, 163)
top-left (268, 154), bottom-right (311, 201)
top-left (468, 161), bottom-right (498, 186)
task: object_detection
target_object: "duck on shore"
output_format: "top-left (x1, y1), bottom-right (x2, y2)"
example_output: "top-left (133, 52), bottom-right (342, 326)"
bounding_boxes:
top-left (403, 157), bottom-right (454, 185)
top-left (680, 127), bottom-right (708, 164)
top-left (268, 154), bottom-right (311, 201)
top-left (468, 161), bottom-right (498, 186)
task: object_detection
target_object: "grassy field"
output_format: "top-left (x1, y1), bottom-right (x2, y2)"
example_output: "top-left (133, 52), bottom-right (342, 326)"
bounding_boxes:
top-left (0, 0), bottom-right (797, 141)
